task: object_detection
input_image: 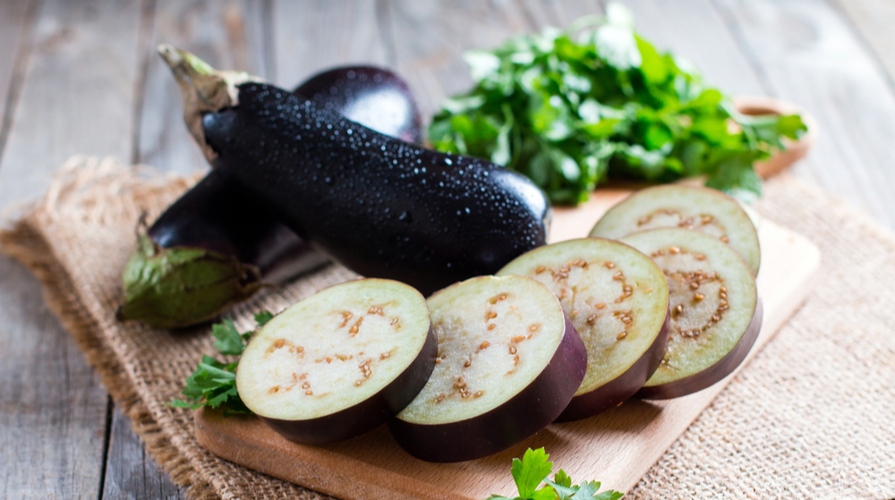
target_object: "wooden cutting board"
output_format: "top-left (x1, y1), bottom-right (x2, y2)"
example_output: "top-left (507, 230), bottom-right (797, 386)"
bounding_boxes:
top-left (194, 188), bottom-right (820, 500)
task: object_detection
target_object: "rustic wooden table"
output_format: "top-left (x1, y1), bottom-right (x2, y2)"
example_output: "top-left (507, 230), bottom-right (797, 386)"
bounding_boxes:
top-left (1, 0), bottom-right (893, 498)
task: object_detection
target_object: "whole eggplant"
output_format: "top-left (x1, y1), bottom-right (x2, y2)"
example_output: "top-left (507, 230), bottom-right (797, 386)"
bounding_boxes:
top-left (295, 66), bottom-right (422, 144)
top-left (159, 45), bottom-right (551, 296)
top-left (118, 63), bottom-right (423, 329)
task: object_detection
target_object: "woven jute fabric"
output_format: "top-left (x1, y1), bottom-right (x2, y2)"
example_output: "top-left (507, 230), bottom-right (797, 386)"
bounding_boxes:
top-left (1, 156), bottom-right (892, 500)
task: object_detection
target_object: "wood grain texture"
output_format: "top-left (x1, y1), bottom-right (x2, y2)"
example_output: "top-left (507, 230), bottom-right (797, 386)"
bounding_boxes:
top-left (102, 407), bottom-right (185, 500)
top-left (195, 200), bottom-right (821, 500)
top-left (0, 0), bottom-right (143, 498)
top-left (136, 0), bottom-right (270, 176)
top-left (830, 0), bottom-right (895, 90)
top-left (271, 0), bottom-right (390, 90)
top-left (380, 0), bottom-right (529, 119)
top-left (0, 0), bottom-right (38, 158)
top-left (0, 0), bottom-right (141, 198)
top-left (714, 0), bottom-right (895, 231)
top-left (0, 258), bottom-right (110, 500)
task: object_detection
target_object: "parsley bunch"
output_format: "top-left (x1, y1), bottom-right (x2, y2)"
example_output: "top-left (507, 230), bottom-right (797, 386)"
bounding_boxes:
top-left (429, 3), bottom-right (807, 205)
top-left (170, 310), bottom-right (273, 415)
top-left (488, 448), bottom-right (623, 500)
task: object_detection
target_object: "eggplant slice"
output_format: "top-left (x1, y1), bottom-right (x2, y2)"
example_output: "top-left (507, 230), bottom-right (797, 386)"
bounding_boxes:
top-left (498, 238), bottom-right (669, 421)
top-left (390, 275), bottom-right (586, 462)
top-left (620, 228), bottom-right (761, 399)
top-left (236, 279), bottom-right (436, 444)
top-left (589, 185), bottom-right (761, 275)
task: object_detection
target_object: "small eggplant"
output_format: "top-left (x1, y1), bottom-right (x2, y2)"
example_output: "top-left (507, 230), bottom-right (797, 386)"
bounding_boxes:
top-left (118, 62), bottom-right (424, 329)
top-left (158, 45), bottom-right (551, 296)
top-left (295, 65), bottom-right (422, 144)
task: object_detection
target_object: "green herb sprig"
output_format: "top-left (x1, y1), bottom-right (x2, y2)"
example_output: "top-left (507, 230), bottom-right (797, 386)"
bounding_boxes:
top-left (430, 3), bottom-right (807, 205)
top-left (488, 448), bottom-right (623, 500)
top-left (170, 310), bottom-right (273, 415)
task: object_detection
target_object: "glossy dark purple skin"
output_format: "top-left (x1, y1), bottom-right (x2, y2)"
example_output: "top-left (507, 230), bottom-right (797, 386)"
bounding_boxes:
top-left (148, 66), bottom-right (423, 282)
top-left (295, 66), bottom-right (422, 144)
top-left (259, 323), bottom-right (437, 445)
top-left (202, 83), bottom-right (551, 296)
top-left (636, 299), bottom-right (763, 400)
top-left (556, 306), bottom-right (670, 422)
top-left (387, 313), bottom-right (586, 463)
top-left (148, 170), bottom-right (327, 282)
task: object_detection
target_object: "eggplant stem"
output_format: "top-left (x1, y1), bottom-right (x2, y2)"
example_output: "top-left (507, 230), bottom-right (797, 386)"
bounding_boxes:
top-left (157, 44), bottom-right (263, 161)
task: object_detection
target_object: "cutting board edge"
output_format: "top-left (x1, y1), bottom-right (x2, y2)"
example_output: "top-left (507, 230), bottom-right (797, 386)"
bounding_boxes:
top-left (194, 408), bottom-right (472, 500)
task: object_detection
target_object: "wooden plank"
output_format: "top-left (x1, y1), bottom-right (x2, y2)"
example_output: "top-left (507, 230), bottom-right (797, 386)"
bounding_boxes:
top-left (608, 0), bottom-right (766, 96)
top-left (241, 0), bottom-right (275, 82)
top-left (101, 407), bottom-right (185, 500)
top-left (0, 0), bottom-right (143, 498)
top-left (381, 0), bottom-right (530, 121)
top-left (136, 0), bottom-right (271, 176)
top-left (0, 258), bottom-right (111, 499)
top-left (194, 204), bottom-right (821, 500)
top-left (0, 0), bottom-right (38, 156)
top-left (830, 0), bottom-right (895, 90)
top-left (713, 0), bottom-right (895, 230)
top-left (271, 0), bottom-right (390, 91)
top-left (0, 0), bottom-right (142, 197)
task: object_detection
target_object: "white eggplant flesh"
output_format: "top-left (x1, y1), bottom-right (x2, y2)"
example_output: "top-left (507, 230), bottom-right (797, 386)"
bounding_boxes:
top-left (498, 238), bottom-right (669, 421)
top-left (236, 278), bottom-right (435, 444)
top-left (389, 275), bottom-right (586, 462)
top-left (620, 228), bottom-right (761, 399)
top-left (590, 185), bottom-right (761, 275)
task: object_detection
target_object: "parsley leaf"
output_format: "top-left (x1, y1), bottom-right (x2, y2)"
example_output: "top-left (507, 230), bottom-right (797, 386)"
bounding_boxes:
top-left (545, 470), bottom-right (578, 500)
top-left (592, 491), bottom-right (625, 500)
top-left (553, 470), bottom-right (573, 488)
top-left (430, 3), bottom-right (807, 204)
top-left (254, 310), bottom-right (274, 326)
top-left (513, 448), bottom-right (554, 497)
top-left (170, 311), bottom-right (273, 415)
top-left (212, 319), bottom-right (247, 356)
top-left (574, 481), bottom-right (604, 499)
top-left (488, 448), bottom-right (623, 500)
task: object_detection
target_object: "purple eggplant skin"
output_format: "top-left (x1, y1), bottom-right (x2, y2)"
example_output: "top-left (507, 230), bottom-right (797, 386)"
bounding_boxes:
top-left (387, 313), bottom-right (586, 463)
top-left (201, 83), bottom-right (551, 296)
top-left (147, 170), bottom-right (326, 282)
top-left (635, 299), bottom-right (763, 400)
top-left (149, 66), bottom-right (424, 281)
top-left (259, 322), bottom-right (438, 445)
top-left (295, 66), bottom-right (422, 144)
top-left (556, 307), bottom-right (670, 422)
top-left (119, 65), bottom-right (425, 328)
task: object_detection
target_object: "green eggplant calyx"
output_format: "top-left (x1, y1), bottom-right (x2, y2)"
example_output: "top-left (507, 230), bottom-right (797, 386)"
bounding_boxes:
top-left (117, 234), bottom-right (263, 329)
top-left (157, 44), bottom-right (264, 161)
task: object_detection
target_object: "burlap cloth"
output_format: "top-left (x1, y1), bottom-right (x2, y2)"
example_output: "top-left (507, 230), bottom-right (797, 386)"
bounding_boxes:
top-left (1, 156), bottom-right (892, 500)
